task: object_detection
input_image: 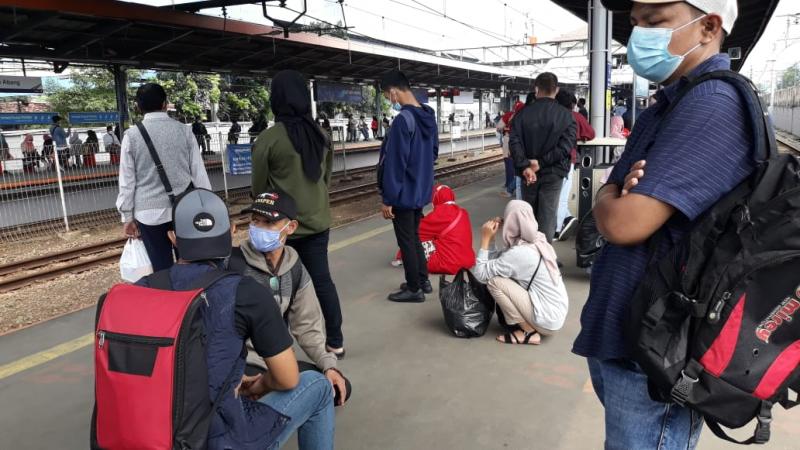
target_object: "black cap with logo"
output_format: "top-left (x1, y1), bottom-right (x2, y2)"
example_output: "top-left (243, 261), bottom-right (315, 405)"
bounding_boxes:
top-left (243, 189), bottom-right (298, 222)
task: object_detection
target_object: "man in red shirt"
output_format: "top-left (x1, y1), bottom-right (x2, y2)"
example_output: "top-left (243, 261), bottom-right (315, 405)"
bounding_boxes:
top-left (392, 184), bottom-right (475, 275)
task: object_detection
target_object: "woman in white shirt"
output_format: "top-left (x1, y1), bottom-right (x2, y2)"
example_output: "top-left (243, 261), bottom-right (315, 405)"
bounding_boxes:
top-left (473, 200), bottom-right (569, 345)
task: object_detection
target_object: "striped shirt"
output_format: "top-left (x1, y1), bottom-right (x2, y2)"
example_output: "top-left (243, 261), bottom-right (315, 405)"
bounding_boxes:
top-left (572, 54), bottom-right (756, 360)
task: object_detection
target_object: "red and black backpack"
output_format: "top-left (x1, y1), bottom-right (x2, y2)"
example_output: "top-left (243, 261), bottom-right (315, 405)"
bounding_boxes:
top-left (628, 71), bottom-right (800, 444)
top-left (91, 269), bottom-right (236, 450)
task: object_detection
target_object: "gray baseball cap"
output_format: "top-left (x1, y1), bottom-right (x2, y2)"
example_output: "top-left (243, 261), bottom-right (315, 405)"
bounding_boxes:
top-left (172, 189), bottom-right (231, 261)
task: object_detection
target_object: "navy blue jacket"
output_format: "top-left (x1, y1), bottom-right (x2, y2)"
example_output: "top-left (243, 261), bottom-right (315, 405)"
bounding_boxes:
top-left (379, 104), bottom-right (438, 210)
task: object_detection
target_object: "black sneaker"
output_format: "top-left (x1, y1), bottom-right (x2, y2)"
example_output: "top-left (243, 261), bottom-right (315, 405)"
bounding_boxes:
top-left (558, 216), bottom-right (578, 241)
top-left (388, 288), bottom-right (425, 303)
top-left (400, 279), bottom-right (433, 294)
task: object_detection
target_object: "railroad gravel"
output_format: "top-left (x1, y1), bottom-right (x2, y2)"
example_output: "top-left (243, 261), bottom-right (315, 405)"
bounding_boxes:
top-left (0, 152), bottom-right (502, 335)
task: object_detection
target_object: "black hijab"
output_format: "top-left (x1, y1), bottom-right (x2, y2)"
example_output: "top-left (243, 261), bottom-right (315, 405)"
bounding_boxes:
top-left (271, 70), bottom-right (327, 182)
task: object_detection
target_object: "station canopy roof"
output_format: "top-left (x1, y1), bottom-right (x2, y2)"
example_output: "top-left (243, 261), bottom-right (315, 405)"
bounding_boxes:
top-left (0, 0), bottom-right (534, 91)
top-left (551, 0), bottom-right (780, 71)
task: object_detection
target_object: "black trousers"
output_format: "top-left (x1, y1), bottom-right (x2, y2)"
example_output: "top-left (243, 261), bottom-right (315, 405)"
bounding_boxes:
top-left (520, 172), bottom-right (564, 243)
top-left (288, 229), bottom-right (344, 348)
top-left (392, 208), bottom-right (428, 292)
top-left (137, 221), bottom-right (176, 272)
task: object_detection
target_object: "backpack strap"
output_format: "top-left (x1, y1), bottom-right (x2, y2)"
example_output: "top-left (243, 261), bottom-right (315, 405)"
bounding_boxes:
top-left (283, 260), bottom-right (304, 323)
top-left (136, 122), bottom-right (177, 205)
top-left (705, 401), bottom-right (774, 445)
top-left (398, 109), bottom-right (416, 138)
top-left (146, 268), bottom-right (173, 290)
top-left (526, 255), bottom-right (544, 291)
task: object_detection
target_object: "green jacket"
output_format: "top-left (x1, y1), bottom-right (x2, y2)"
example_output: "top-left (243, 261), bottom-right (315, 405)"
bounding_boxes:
top-left (251, 123), bottom-right (333, 237)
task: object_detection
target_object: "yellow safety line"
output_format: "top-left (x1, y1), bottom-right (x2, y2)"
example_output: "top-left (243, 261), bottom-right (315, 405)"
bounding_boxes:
top-left (0, 184), bottom-right (500, 380)
top-left (0, 333), bottom-right (94, 380)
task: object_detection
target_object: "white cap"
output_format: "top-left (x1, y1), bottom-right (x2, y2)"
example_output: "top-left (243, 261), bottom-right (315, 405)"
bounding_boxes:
top-left (602, 0), bottom-right (738, 34)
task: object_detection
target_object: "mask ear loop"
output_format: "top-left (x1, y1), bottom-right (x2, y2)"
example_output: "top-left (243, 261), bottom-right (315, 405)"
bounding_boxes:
top-left (672, 14), bottom-right (707, 58)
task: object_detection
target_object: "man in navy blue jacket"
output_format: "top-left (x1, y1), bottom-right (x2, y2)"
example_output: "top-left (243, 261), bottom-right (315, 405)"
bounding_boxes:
top-left (378, 69), bottom-right (439, 302)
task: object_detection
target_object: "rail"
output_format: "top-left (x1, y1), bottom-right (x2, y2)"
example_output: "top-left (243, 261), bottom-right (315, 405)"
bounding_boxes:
top-left (0, 153), bottom-right (504, 293)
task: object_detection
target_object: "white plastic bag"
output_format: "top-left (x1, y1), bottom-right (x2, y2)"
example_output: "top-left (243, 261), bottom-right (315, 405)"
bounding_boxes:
top-left (119, 238), bottom-right (153, 283)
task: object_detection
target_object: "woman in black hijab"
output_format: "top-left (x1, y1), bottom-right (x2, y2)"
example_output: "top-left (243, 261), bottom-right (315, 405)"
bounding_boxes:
top-left (270, 70), bottom-right (328, 181)
top-left (250, 69), bottom-right (345, 358)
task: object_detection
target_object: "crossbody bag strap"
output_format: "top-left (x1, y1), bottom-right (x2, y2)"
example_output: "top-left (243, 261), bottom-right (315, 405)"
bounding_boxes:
top-left (136, 122), bottom-right (176, 205)
top-left (526, 255), bottom-right (544, 291)
top-left (437, 209), bottom-right (464, 239)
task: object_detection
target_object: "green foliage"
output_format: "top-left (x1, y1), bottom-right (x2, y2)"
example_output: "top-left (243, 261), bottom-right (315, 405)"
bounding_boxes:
top-left (156, 72), bottom-right (221, 122)
top-left (780, 63), bottom-right (800, 90)
top-left (218, 77), bottom-right (270, 122)
top-left (44, 67), bottom-right (141, 124)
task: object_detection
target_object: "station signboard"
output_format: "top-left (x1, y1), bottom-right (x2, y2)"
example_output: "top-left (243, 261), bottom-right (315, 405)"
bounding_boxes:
top-left (68, 112), bottom-right (120, 124)
top-left (226, 144), bottom-right (252, 175)
top-left (0, 112), bottom-right (55, 125)
top-left (0, 76), bottom-right (43, 93)
top-left (315, 81), bottom-right (363, 104)
top-left (452, 90), bottom-right (474, 104)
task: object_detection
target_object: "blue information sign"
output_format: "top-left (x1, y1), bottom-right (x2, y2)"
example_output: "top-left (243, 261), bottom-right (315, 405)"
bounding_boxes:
top-left (226, 144), bottom-right (252, 175)
top-left (0, 112), bottom-right (56, 125)
top-left (68, 112), bottom-right (120, 124)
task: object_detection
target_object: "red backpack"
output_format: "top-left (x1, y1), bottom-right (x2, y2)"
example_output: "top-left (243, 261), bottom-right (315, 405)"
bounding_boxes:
top-left (91, 270), bottom-right (235, 450)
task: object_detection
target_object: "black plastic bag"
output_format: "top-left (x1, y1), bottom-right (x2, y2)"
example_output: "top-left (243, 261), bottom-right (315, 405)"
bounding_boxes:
top-left (575, 211), bottom-right (606, 269)
top-left (438, 269), bottom-right (494, 338)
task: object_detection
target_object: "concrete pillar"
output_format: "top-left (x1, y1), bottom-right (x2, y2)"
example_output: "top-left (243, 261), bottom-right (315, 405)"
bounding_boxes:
top-left (374, 80), bottom-right (382, 117)
top-left (589, 0), bottom-right (612, 137)
top-left (309, 79), bottom-right (317, 119)
top-left (112, 64), bottom-right (129, 133)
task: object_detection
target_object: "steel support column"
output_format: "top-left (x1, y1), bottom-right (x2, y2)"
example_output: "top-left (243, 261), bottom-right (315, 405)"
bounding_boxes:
top-left (112, 64), bottom-right (129, 134)
top-left (589, 0), bottom-right (612, 137)
top-left (309, 79), bottom-right (317, 119)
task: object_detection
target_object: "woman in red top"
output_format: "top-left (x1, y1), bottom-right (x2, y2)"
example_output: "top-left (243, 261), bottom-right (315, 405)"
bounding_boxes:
top-left (392, 184), bottom-right (475, 275)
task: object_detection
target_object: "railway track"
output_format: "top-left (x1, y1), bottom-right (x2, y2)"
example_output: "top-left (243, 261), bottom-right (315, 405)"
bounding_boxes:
top-left (0, 153), bottom-right (504, 293)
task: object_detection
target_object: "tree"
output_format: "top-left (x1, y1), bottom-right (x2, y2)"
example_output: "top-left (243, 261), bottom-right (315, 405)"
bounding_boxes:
top-left (156, 72), bottom-right (221, 122)
top-left (218, 76), bottom-right (271, 122)
top-left (44, 67), bottom-right (142, 123)
top-left (780, 63), bottom-right (800, 90)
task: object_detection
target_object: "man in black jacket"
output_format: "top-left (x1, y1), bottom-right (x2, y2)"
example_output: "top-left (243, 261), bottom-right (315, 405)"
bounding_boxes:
top-left (509, 72), bottom-right (577, 242)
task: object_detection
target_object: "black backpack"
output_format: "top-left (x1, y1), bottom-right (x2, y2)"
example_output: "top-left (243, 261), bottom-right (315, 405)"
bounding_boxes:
top-left (627, 70), bottom-right (800, 445)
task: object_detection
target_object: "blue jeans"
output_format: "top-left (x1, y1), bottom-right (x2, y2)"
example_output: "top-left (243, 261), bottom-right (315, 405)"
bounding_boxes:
top-left (587, 358), bottom-right (703, 450)
top-left (260, 371), bottom-right (335, 450)
top-left (503, 157), bottom-right (515, 194)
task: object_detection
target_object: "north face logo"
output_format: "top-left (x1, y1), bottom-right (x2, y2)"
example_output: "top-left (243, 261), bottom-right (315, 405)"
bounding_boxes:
top-left (755, 285), bottom-right (800, 343)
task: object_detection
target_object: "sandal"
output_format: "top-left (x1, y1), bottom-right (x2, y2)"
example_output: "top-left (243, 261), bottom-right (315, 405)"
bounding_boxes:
top-left (497, 329), bottom-right (541, 345)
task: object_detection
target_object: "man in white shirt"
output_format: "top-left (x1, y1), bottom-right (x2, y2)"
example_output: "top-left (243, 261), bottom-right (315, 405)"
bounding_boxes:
top-left (115, 83), bottom-right (211, 271)
top-left (102, 125), bottom-right (120, 151)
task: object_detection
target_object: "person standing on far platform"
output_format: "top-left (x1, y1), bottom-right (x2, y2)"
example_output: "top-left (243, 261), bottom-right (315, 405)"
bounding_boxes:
top-left (116, 82), bottom-right (211, 271)
top-left (251, 69), bottom-right (346, 359)
top-left (378, 69), bottom-right (439, 302)
top-left (509, 72), bottom-right (576, 242)
top-left (468, 111), bottom-right (475, 130)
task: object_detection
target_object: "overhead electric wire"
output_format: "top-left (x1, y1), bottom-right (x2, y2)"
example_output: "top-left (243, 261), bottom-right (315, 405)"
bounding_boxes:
top-left (390, 0), bottom-right (534, 63)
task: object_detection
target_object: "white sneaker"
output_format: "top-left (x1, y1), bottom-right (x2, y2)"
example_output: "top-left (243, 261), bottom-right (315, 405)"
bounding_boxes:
top-left (390, 259), bottom-right (403, 267)
top-left (559, 216), bottom-right (579, 241)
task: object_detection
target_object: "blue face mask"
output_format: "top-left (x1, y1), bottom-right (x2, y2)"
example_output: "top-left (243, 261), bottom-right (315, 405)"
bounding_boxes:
top-left (627, 15), bottom-right (705, 83)
top-left (392, 102), bottom-right (403, 112)
top-left (249, 222), bottom-right (289, 253)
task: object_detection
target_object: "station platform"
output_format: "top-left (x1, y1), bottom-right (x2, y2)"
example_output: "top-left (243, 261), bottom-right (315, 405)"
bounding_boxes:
top-left (0, 175), bottom-right (797, 449)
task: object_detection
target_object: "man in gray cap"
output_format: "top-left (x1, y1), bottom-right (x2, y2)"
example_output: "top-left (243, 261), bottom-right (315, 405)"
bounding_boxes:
top-left (572, 1), bottom-right (753, 449)
top-left (140, 188), bottom-right (335, 449)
